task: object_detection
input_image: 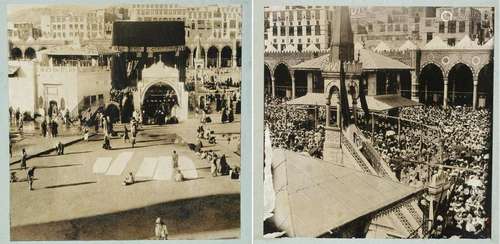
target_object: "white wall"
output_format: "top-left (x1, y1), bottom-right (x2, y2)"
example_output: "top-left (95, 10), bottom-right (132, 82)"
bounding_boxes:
top-left (8, 60), bottom-right (37, 115)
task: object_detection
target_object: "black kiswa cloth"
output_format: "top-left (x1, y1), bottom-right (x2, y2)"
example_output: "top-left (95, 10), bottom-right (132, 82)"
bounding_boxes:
top-left (339, 61), bottom-right (351, 128)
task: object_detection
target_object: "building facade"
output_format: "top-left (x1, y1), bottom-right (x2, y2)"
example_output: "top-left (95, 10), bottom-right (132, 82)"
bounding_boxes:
top-left (7, 22), bottom-right (42, 41)
top-left (352, 7), bottom-right (484, 45)
top-left (40, 9), bottom-right (117, 41)
top-left (128, 4), bottom-right (242, 68)
top-left (8, 50), bottom-right (112, 117)
top-left (264, 6), bottom-right (332, 52)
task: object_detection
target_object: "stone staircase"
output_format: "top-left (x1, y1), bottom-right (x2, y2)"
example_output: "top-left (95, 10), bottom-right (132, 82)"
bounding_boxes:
top-left (323, 125), bottom-right (425, 238)
top-left (323, 127), bottom-right (342, 164)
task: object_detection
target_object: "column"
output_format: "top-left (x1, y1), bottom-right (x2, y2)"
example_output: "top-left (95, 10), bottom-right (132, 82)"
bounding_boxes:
top-left (271, 76), bottom-right (276, 98)
top-left (473, 75), bottom-right (478, 110)
top-left (443, 77), bottom-right (448, 108)
top-left (410, 70), bottom-right (419, 102)
top-left (191, 51), bottom-right (195, 67)
top-left (204, 52), bottom-right (208, 68)
top-left (232, 49), bottom-right (237, 68)
top-left (396, 72), bottom-right (401, 95)
top-left (307, 72), bottom-right (313, 94)
top-left (325, 100), bottom-right (331, 127)
top-left (336, 100), bottom-right (341, 127)
top-left (217, 49), bottom-right (222, 68)
top-left (291, 70), bottom-right (296, 99)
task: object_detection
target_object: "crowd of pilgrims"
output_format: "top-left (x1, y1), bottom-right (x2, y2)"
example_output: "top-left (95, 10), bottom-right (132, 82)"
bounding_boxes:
top-left (264, 96), bottom-right (491, 238)
top-left (358, 106), bottom-right (491, 238)
top-left (197, 89), bottom-right (241, 124)
top-left (264, 96), bottom-right (326, 158)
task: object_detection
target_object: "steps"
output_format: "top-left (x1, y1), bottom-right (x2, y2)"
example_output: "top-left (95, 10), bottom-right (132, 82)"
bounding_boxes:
top-left (323, 127), bottom-right (342, 163)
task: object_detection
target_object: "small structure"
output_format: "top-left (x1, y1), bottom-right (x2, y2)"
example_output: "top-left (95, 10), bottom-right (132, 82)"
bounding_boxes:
top-left (135, 61), bottom-right (188, 121)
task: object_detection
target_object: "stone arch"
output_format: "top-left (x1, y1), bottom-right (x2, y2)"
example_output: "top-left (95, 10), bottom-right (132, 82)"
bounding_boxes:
top-left (24, 47), bottom-right (36, 59)
top-left (221, 46), bottom-right (232, 67)
top-left (273, 63), bottom-right (292, 98)
top-left (193, 47), bottom-right (206, 60)
top-left (448, 62), bottom-right (474, 106)
top-left (477, 63), bottom-right (493, 108)
top-left (207, 46), bottom-right (219, 68)
top-left (419, 63), bottom-right (444, 105)
top-left (10, 47), bottom-right (22, 60)
top-left (326, 84), bottom-right (340, 104)
top-left (104, 102), bottom-right (120, 124)
top-left (141, 81), bottom-right (179, 124)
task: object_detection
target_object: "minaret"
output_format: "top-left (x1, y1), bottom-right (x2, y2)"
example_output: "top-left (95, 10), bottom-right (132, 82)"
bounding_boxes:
top-left (329, 6), bottom-right (355, 63)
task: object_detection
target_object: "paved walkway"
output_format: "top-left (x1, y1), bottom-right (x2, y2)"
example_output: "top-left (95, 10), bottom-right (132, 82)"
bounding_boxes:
top-left (10, 114), bottom-right (241, 240)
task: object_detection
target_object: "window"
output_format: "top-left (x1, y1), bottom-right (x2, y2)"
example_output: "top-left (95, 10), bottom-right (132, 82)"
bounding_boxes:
top-left (388, 25), bottom-right (393, 32)
top-left (380, 24), bottom-right (385, 32)
top-left (297, 44), bottom-right (303, 52)
top-left (272, 26), bottom-right (277, 36)
top-left (395, 24), bottom-right (400, 32)
top-left (289, 26), bottom-right (294, 36)
top-left (448, 20), bottom-right (456, 33)
top-left (306, 26), bottom-right (311, 35)
top-left (281, 44), bottom-right (286, 51)
top-left (459, 21), bottom-right (465, 33)
top-left (297, 26), bottom-right (303, 36)
top-left (280, 26), bottom-right (285, 36)
top-left (426, 32), bottom-right (433, 42)
top-left (403, 24), bottom-right (408, 32)
top-left (439, 21), bottom-right (444, 33)
top-left (315, 25), bottom-right (320, 35)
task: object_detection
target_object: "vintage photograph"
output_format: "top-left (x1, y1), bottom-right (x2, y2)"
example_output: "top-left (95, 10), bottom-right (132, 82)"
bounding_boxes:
top-left (8, 4), bottom-right (242, 240)
top-left (263, 6), bottom-right (494, 238)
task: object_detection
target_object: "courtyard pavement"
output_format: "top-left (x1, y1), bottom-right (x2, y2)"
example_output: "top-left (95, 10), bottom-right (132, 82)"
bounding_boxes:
top-left (10, 112), bottom-right (241, 240)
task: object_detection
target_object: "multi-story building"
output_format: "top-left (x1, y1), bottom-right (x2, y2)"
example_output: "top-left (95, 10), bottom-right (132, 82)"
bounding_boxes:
top-left (7, 22), bottom-right (42, 41)
top-left (128, 4), bottom-right (242, 68)
top-left (352, 7), bottom-right (484, 46)
top-left (264, 6), bottom-right (332, 52)
top-left (40, 9), bottom-right (118, 41)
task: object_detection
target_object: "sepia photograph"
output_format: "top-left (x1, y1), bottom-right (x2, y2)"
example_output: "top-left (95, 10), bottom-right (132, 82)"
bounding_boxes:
top-left (8, 3), bottom-right (242, 240)
top-left (263, 5), bottom-right (494, 239)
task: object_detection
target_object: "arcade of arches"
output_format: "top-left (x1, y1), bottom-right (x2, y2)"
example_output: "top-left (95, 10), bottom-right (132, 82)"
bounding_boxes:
top-left (10, 46), bottom-right (38, 60)
top-left (266, 61), bottom-right (494, 109)
top-left (186, 43), bottom-right (241, 68)
top-left (419, 62), bottom-right (493, 108)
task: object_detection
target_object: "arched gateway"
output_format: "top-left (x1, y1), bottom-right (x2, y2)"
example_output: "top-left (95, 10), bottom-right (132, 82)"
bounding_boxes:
top-left (134, 61), bottom-right (188, 122)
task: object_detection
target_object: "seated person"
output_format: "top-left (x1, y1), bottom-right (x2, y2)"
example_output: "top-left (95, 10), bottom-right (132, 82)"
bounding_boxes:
top-left (10, 172), bottom-right (17, 183)
top-left (123, 172), bottom-right (135, 186)
top-left (174, 169), bottom-right (184, 182)
top-left (209, 135), bottom-right (217, 144)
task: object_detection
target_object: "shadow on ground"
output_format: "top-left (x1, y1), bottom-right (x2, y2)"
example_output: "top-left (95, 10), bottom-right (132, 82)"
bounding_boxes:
top-left (11, 193), bottom-right (240, 240)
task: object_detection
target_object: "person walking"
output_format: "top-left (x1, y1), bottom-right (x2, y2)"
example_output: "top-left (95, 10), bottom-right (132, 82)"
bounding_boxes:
top-left (154, 217), bottom-right (169, 240)
top-left (41, 119), bottom-right (47, 137)
top-left (172, 150), bottom-right (179, 169)
top-left (21, 149), bottom-right (27, 170)
top-left (27, 167), bottom-right (35, 191)
top-left (123, 125), bottom-right (130, 143)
